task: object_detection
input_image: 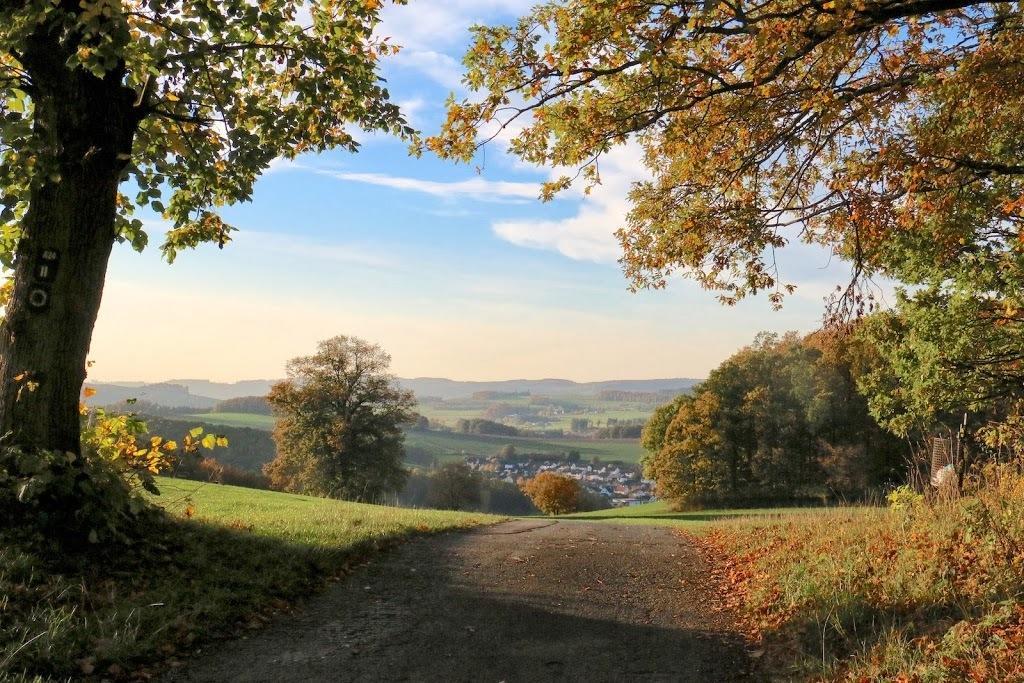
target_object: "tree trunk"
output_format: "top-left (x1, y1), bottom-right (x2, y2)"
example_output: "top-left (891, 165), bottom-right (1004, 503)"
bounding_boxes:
top-left (0, 30), bottom-right (138, 454)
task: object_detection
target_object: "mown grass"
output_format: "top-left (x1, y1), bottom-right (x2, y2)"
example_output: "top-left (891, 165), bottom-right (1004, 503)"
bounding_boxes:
top-left (560, 499), bottom-right (821, 528)
top-left (1, 478), bottom-right (499, 680)
top-left (702, 467), bottom-right (1024, 680)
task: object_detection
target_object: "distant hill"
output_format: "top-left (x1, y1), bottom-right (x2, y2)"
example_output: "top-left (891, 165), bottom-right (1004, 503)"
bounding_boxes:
top-left (85, 376), bottom-right (701, 408)
top-left (84, 382), bottom-right (218, 409)
top-left (395, 377), bottom-right (701, 400)
top-left (164, 379), bottom-right (277, 400)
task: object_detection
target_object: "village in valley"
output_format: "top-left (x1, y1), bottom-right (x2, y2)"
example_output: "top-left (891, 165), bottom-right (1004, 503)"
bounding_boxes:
top-left (465, 456), bottom-right (656, 507)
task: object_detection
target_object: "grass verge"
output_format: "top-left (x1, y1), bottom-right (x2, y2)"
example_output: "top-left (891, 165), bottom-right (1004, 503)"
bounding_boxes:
top-left (696, 466), bottom-right (1024, 680)
top-left (560, 500), bottom-right (824, 529)
top-left (1, 477), bottom-right (499, 680)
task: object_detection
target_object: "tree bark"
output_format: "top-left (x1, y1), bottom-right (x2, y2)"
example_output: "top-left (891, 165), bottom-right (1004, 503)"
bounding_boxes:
top-left (0, 27), bottom-right (138, 454)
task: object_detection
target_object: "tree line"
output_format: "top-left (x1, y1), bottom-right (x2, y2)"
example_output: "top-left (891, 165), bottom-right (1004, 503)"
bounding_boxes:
top-left (642, 332), bottom-right (906, 507)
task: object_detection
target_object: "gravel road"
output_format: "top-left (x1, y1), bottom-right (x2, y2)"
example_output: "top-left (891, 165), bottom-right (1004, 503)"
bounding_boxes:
top-left (165, 520), bottom-right (758, 682)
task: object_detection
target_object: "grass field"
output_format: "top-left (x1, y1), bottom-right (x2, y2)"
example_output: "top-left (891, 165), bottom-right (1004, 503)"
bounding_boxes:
top-left (404, 429), bottom-right (645, 463)
top-left (192, 412), bottom-right (275, 430)
top-left (414, 396), bottom-right (656, 433)
top-left (560, 500), bottom-right (819, 528)
top-left (191, 412), bottom-right (647, 464)
top-left (1, 478), bottom-right (499, 680)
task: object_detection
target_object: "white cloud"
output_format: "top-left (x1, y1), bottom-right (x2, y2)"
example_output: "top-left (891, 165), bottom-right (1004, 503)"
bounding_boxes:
top-left (490, 144), bottom-right (645, 262)
top-left (391, 50), bottom-right (466, 91)
top-left (492, 206), bottom-right (622, 263)
top-left (379, 0), bottom-right (536, 89)
top-left (313, 168), bottom-right (541, 202)
top-left (396, 97), bottom-right (428, 127)
top-left (380, 1), bottom-right (535, 51)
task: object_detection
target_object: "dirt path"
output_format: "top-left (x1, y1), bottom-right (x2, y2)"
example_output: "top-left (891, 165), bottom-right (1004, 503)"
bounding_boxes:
top-left (166, 520), bottom-right (758, 682)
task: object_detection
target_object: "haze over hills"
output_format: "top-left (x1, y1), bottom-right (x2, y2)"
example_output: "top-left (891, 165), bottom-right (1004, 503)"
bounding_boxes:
top-left (84, 376), bottom-right (702, 408)
top-left (395, 377), bottom-right (701, 400)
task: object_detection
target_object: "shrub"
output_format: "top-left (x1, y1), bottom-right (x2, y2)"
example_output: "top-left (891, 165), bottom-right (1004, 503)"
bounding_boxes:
top-left (0, 446), bottom-right (153, 549)
top-left (174, 456), bottom-right (270, 489)
top-left (886, 484), bottom-right (924, 514)
top-left (519, 472), bottom-right (581, 515)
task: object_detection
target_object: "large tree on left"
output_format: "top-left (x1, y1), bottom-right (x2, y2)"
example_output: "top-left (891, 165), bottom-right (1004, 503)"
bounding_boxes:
top-left (0, 1), bottom-right (410, 453)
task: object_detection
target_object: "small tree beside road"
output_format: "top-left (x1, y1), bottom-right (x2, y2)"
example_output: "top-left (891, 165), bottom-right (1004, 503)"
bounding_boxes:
top-left (520, 472), bottom-right (581, 515)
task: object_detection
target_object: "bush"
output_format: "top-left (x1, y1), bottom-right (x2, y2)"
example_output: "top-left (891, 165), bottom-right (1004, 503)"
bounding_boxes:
top-left (520, 472), bottom-right (581, 515)
top-left (886, 484), bottom-right (924, 514)
top-left (0, 446), bottom-right (154, 549)
top-left (143, 417), bottom-right (274, 472)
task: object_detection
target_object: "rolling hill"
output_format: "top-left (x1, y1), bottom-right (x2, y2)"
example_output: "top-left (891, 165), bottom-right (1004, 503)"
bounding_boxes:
top-left (85, 376), bottom-right (701, 408)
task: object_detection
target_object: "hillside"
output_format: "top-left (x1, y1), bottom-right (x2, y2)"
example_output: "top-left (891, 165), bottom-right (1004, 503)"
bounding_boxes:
top-left (1, 479), bottom-right (497, 679)
top-left (85, 382), bottom-right (218, 409)
top-left (182, 412), bottom-right (647, 466)
top-left (84, 376), bottom-right (701, 408)
top-left (395, 377), bottom-right (701, 400)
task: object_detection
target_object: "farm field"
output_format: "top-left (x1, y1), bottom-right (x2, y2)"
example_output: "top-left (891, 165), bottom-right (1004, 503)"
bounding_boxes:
top-left (192, 411), bottom-right (275, 430)
top-left (414, 394), bottom-right (658, 433)
top-left (404, 429), bottom-right (645, 464)
top-left (2, 478), bottom-right (498, 679)
top-left (191, 412), bottom-right (647, 464)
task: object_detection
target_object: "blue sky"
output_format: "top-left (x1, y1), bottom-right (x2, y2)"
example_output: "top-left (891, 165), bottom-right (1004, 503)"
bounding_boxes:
top-left (89, 0), bottom-right (853, 383)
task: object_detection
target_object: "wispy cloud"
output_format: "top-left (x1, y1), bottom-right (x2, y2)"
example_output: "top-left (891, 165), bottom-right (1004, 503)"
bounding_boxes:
top-left (378, 1), bottom-right (536, 89)
top-left (313, 168), bottom-right (542, 203)
top-left (390, 50), bottom-right (466, 91)
top-left (489, 145), bottom-right (645, 263)
top-left (234, 231), bottom-right (396, 269)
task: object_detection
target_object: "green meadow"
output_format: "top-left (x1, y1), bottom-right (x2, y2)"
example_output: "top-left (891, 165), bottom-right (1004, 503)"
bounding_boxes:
top-left (1, 479), bottom-right (499, 679)
top-left (192, 412), bottom-right (647, 464)
top-left (559, 500), bottom-right (820, 528)
top-left (403, 429), bottom-right (644, 463)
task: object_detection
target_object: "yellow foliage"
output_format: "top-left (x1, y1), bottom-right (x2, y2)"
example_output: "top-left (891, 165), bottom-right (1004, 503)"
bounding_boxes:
top-left (81, 409), bottom-right (228, 494)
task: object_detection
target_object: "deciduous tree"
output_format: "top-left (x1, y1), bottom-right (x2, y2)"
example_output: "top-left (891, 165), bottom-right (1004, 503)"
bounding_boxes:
top-left (0, 1), bottom-right (411, 455)
top-left (264, 336), bottom-right (415, 502)
top-left (430, 0), bottom-right (1023, 314)
top-left (427, 462), bottom-right (481, 511)
top-left (643, 332), bottom-right (905, 506)
top-left (519, 471), bottom-right (581, 515)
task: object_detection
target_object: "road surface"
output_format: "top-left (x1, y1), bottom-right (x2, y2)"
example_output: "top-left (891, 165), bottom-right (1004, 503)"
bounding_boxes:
top-left (166, 520), bottom-right (758, 682)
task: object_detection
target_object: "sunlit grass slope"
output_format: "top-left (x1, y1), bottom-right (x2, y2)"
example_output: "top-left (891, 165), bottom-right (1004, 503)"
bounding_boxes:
top-left (154, 477), bottom-right (500, 546)
top-left (1, 478), bottom-right (499, 680)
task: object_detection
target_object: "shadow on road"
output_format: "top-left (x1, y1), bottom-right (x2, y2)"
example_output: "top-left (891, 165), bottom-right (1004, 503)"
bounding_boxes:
top-left (167, 521), bottom-right (761, 682)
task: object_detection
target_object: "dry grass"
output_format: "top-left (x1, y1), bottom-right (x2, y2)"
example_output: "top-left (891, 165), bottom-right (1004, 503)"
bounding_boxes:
top-left (698, 465), bottom-right (1024, 681)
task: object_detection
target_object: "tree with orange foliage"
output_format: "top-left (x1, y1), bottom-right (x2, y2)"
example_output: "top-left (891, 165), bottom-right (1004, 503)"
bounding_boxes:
top-left (431, 0), bottom-right (1023, 320)
top-left (520, 471), bottom-right (582, 515)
